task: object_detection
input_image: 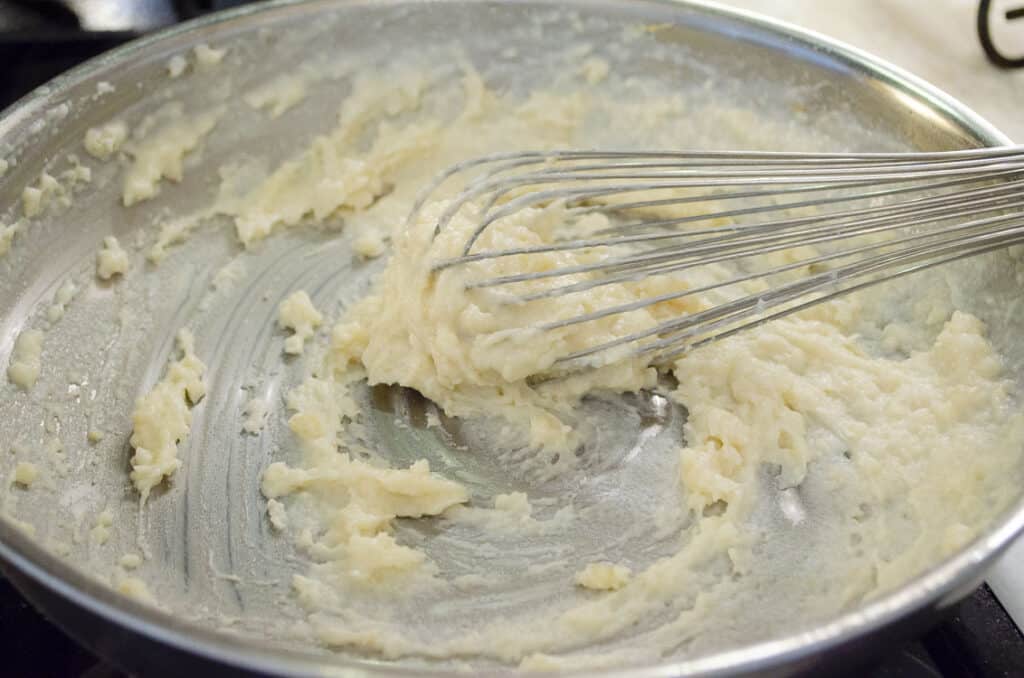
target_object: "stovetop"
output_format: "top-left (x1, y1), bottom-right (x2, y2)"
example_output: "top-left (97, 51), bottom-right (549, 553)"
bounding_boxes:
top-left (1, 1), bottom-right (1023, 676)
top-left (2, 568), bottom-right (1022, 677)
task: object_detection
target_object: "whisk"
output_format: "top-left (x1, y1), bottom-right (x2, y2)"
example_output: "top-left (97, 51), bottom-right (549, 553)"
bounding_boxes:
top-left (411, 146), bottom-right (1024, 371)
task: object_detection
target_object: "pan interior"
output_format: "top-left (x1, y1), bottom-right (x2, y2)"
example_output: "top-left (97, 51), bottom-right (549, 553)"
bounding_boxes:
top-left (0, 1), bottom-right (1022, 673)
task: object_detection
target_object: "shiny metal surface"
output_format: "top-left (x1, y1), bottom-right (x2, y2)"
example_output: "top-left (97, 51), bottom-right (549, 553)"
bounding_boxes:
top-left (64, 0), bottom-right (178, 30)
top-left (0, 1), bottom-right (1021, 676)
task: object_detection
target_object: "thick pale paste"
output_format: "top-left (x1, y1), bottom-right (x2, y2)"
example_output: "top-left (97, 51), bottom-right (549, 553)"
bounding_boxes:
top-left (129, 329), bottom-right (207, 501)
top-left (96, 236), bottom-right (130, 280)
top-left (278, 291), bottom-right (323, 355)
top-left (47, 279), bottom-right (78, 323)
top-left (244, 75), bottom-right (307, 119)
top-left (0, 221), bottom-right (20, 257)
top-left (7, 329), bottom-right (43, 390)
top-left (244, 67), bottom-right (1022, 665)
top-left (122, 103), bottom-right (223, 206)
top-left (22, 172), bottom-right (60, 218)
top-left (576, 562), bottom-right (632, 591)
top-left (84, 121), bottom-right (127, 160)
top-left (13, 462), bottom-right (38, 487)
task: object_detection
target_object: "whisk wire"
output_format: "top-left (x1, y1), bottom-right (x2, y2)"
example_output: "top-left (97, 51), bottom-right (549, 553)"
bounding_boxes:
top-left (416, 147), bottom-right (1024, 371)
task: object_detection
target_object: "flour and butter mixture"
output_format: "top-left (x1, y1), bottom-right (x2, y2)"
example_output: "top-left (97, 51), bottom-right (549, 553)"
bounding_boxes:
top-left (2, 26), bottom-right (1024, 672)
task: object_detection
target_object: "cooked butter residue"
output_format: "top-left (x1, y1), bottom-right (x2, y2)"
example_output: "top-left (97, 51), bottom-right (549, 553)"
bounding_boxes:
top-left (13, 462), bottom-right (38, 487)
top-left (84, 121), bottom-right (128, 160)
top-left (278, 290), bottom-right (323, 355)
top-left (244, 75), bottom-right (307, 118)
top-left (576, 562), bottom-right (632, 591)
top-left (129, 329), bottom-right (207, 501)
top-left (261, 374), bottom-right (468, 582)
top-left (122, 103), bottom-right (223, 206)
top-left (96, 236), bottom-right (130, 280)
top-left (8, 329), bottom-right (44, 390)
top-left (116, 576), bottom-right (158, 606)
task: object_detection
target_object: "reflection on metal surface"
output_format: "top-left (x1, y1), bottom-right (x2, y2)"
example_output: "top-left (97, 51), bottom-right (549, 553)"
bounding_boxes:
top-left (63, 0), bottom-right (177, 31)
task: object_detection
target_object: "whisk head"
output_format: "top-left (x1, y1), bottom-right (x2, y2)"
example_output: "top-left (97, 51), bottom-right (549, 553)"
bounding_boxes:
top-left (409, 147), bottom-right (1024, 373)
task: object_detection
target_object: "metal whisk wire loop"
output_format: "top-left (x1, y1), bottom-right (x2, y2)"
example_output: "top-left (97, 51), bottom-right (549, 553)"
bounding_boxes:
top-left (414, 146), bottom-right (1024, 371)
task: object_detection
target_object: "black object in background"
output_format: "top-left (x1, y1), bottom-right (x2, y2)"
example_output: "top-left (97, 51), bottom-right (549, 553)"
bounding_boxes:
top-left (978, 0), bottom-right (1024, 68)
top-left (0, 31), bottom-right (137, 110)
top-left (174, 0), bottom-right (265, 18)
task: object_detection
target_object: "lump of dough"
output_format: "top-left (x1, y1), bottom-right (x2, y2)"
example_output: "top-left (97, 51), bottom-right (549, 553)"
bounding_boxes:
top-left (345, 533), bottom-right (425, 582)
top-left (193, 43), bottom-right (226, 68)
top-left (244, 75), bottom-right (307, 119)
top-left (0, 221), bottom-right (21, 257)
top-left (575, 562), bottom-right (631, 591)
top-left (47, 279), bottom-right (78, 322)
top-left (343, 199), bottom-right (659, 453)
top-left (116, 576), bottom-right (157, 606)
top-left (96, 236), bottom-right (130, 280)
top-left (59, 156), bottom-right (92, 188)
top-left (261, 376), bottom-right (469, 581)
top-left (8, 329), bottom-right (43, 390)
top-left (278, 290), bottom-right (323, 355)
top-left (228, 72), bottom-right (434, 247)
top-left (83, 121), bottom-right (127, 160)
top-left (22, 172), bottom-right (61, 218)
top-left (267, 498), bottom-right (288, 530)
top-left (353, 231), bottom-right (386, 259)
top-left (262, 457), bottom-right (468, 519)
top-left (13, 462), bottom-right (38, 487)
top-left (129, 329), bottom-right (206, 501)
top-left (90, 509), bottom-right (114, 545)
top-left (122, 104), bottom-right (223, 206)
top-left (166, 55), bottom-right (187, 78)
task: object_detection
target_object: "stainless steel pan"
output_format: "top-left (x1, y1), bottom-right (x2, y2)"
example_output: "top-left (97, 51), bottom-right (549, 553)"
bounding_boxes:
top-left (0, 1), bottom-right (1021, 675)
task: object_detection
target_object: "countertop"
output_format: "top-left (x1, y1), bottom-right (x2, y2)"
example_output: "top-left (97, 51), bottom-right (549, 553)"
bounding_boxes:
top-left (720, 0), bottom-right (1024, 141)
